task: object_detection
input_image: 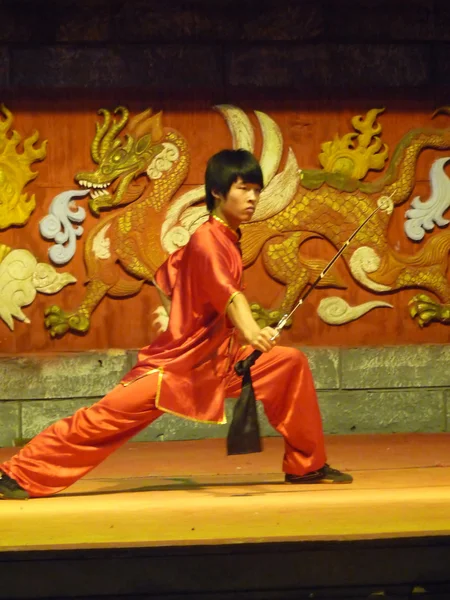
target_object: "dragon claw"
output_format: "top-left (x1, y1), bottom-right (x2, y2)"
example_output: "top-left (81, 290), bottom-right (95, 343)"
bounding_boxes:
top-left (44, 305), bottom-right (90, 337)
top-left (408, 294), bottom-right (449, 327)
top-left (250, 303), bottom-right (293, 329)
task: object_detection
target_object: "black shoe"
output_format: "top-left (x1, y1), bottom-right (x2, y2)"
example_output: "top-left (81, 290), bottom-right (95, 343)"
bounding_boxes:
top-left (0, 471), bottom-right (30, 499)
top-left (285, 464), bottom-right (353, 484)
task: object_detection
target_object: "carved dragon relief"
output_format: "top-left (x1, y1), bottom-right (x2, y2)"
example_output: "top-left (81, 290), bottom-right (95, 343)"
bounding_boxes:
top-left (0, 105), bottom-right (76, 331)
top-left (162, 105), bottom-right (450, 330)
top-left (44, 104), bottom-right (450, 337)
top-left (44, 107), bottom-right (189, 337)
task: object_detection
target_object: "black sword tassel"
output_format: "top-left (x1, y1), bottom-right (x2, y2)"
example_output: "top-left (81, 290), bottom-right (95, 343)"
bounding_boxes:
top-left (226, 193), bottom-right (394, 456)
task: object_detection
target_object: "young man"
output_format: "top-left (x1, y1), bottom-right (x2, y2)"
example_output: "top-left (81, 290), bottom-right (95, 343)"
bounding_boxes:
top-left (0, 149), bottom-right (352, 500)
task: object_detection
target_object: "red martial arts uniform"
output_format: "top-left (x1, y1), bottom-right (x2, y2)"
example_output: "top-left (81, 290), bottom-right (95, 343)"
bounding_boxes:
top-left (0, 216), bottom-right (326, 497)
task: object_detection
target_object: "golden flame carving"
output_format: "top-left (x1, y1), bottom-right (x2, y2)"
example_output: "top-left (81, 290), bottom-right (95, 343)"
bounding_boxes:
top-left (318, 108), bottom-right (389, 180)
top-left (0, 104), bottom-right (47, 229)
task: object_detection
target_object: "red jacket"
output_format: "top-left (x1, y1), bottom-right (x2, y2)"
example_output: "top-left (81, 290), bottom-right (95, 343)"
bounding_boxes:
top-left (120, 216), bottom-right (243, 423)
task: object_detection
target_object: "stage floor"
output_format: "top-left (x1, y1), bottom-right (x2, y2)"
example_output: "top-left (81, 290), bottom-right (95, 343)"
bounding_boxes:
top-left (1, 433), bottom-right (450, 552)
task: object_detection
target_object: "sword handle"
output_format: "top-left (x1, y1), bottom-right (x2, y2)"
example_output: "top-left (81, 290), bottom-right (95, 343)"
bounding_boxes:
top-left (235, 315), bottom-right (288, 375)
top-left (270, 313), bottom-right (289, 340)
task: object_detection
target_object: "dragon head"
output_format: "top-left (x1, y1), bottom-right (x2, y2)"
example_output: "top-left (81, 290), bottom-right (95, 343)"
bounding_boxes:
top-left (75, 106), bottom-right (166, 215)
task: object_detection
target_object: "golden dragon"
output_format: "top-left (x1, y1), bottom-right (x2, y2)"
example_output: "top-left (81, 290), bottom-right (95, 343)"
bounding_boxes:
top-left (45, 106), bottom-right (189, 336)
top-left (44, 105), bottom-right (450, 337)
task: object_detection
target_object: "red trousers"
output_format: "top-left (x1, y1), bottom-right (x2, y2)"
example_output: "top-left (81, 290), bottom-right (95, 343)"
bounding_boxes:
top-left (1, 346), bottom-right (326, 497)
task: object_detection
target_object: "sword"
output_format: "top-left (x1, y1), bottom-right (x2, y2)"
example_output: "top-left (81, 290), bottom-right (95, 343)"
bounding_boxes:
top-left (227, 192), bottom-right (395, 455)
top-left (246, 192), bottom-right (394, 359)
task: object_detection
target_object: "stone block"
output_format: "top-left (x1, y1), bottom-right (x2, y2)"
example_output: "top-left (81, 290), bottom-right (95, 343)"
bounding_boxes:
top-left (11, 46), bottom-right (133, 88)
top-left (0, 401), bottom-right (19, 447)
top-left (341, 345), bottom-right (450, 389)
top-left (136, 398), bottom-right (279, 442)
top-left (10, 44), bottom-right (222, 89)
top-left (131, 45), bottom-right (222, 89)
top-left (18, 394), bottom-right (278, 444)
top-left (435, 2), bottom-right (450, 41)
top-left (54, 1), bottom-right (112, 42)
top-left (112, 0), bottom-right (322, 43)
top-left (0, 6), bottom-right (17, 42)
top-left (228, 44), bottom-right (331, 88)
top-left (328, 44), bottom-right (430, 88)
top-left (319, 389), bottom-right (445, 434)
top-left (300, 347), bottom-right (339, 390)
top-left (127, 349), bottom-right (139, 367)
top-left (127, 347), bottom-right (339, 392)
top-left (135, 413), bottom-right (225, 443)
top-left (0, 1), bottom-right (110, 44)
top-left (0, 4), bottom-right (43, 43)
top-left (21, 398), bottom-right (97, 440)
top-left (325, 0), bottom-right (435, 42)
top-left (194, 1), bottom-right (323, 42)
top-left (112, 1), bottom-right (195, 41)
top-left (0, 47), bottom-right (9, 88)
top-left (0, 350), bottom-right (132, 400)
top-left (228, 42), bottom-right (430, 89)
top-left (3, 344), bottom-right (450, 442)
top-left (434, 44), bottom-right (450, 85)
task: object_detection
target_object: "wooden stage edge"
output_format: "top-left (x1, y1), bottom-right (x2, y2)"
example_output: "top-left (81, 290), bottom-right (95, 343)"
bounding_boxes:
top-left (1, 434), bottom-right (450, 599)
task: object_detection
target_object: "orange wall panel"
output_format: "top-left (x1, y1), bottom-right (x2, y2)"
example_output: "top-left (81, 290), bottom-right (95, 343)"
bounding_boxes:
top-left (1, 96), bottom-right (450, 353)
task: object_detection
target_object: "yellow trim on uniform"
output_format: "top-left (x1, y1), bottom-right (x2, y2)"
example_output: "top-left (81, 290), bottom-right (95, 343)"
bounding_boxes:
top-left (225, 290), bottom-right (241, 313)
top-left (155, 398), bottom-right (227, 425)
top-left (212, 213), bottom-right (233, 231)
top-left (121, 366), bottom-right (163, 404)
top-left (122, 366), bottom-right (227, 425)
top-left (211, 213), bottom-right (241, 240)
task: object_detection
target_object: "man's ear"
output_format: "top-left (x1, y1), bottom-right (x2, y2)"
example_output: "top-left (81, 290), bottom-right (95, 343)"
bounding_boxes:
top-left (211, 189), bottom-right (222, 202)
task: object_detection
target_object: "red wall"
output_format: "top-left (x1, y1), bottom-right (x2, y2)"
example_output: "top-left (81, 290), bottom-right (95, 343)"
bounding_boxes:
top-left (1, 93), bottom-right (449, 353)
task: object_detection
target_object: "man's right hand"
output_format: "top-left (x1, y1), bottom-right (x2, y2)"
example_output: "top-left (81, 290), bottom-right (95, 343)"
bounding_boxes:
top-left (249, 326), bottom-right (279, 353)
top-left (227, 292), bottom-right (279, 352)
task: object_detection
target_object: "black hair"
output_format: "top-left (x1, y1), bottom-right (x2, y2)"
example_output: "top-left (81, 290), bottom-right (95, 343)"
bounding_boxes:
top-left (205, 149), bottom-right (263, 212)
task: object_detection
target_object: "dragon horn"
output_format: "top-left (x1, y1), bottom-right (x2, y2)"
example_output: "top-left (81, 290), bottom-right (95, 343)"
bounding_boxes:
top-left (91, 109), bottom-right (111, 164)
top-left (432, 106), bottom-right (450, 120)
top-left (99, 106), bottom-right (129, 159)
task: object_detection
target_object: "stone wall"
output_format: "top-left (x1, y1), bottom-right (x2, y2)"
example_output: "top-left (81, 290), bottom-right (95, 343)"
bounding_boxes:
top-left (1, 345), bottom-right (448, 447)
top-left (0, 0), bottom-right (448, 93)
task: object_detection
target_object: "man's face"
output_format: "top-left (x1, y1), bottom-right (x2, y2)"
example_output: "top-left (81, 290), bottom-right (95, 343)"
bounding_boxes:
top-left (214, 177), bottom-right (261, 229)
